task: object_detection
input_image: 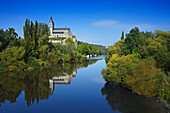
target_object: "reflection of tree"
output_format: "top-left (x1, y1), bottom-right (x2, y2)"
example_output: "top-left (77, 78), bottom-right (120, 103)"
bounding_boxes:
top-left (0, 72), bottom-right (25, 107)
top-left (101, 83), bottom-right (167, 113)
top-left (63, 59), bottom-right (98, 75)
top-left (23, 70), bottom-right (52, 107)
top-left (0, 59), bottom-right (98, 107)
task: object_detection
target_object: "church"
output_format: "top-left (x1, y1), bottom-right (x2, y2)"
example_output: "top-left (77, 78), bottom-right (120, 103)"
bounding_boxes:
top-left (49, 17), bottom-right (76, 44)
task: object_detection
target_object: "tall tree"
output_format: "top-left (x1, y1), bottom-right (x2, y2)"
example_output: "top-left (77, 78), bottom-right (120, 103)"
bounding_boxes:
top-left (23, 19), bottom-right (31, 41)
top-left (31, 21), bottom-right (35, 42)
top-left (124, 27), bottom-right (140, 54)
top-left (121, 31), bottom-right (124, 40)
top-left (35, 20), bottom-right (39, 58)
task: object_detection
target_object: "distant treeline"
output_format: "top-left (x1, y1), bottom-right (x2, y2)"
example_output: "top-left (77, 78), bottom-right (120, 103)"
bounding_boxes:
top-left (77, 41), bottom-right (108, 56)
top-left (102, 27), bottom-right (170, 104)
top-left (0, 19), bottom-right (107, 72)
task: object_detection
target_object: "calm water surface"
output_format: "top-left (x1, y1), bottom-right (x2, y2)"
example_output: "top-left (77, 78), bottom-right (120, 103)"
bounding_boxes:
top-left (0, 57), bottom-right (168, 113)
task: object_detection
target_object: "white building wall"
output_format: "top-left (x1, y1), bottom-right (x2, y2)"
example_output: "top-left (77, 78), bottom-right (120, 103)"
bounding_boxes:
top-left (50, 29), bottom-right (70, 38)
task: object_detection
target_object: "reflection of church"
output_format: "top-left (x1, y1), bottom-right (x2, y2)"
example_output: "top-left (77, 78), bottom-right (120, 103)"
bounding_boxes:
top-left (49, 70), bottom-right (77, 93)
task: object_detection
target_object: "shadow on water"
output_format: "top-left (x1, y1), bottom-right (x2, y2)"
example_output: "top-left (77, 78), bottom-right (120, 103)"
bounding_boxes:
top-left (101, 83), bottom-right (169, 113)
top-left (0, 59), bottom-right (98, 107)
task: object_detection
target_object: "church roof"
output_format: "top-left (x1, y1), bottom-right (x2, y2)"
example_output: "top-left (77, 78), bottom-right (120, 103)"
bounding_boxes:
top-left (54, 28), bottom-right (70, 30)
top-left (50, 16), bottom-right (54, 24)
top-left (49, 17), bottom-right (70, 31)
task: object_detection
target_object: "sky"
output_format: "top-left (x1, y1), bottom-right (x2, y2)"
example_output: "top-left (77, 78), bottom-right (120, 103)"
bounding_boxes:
top-left (0, 0), bottom-right (170, 46)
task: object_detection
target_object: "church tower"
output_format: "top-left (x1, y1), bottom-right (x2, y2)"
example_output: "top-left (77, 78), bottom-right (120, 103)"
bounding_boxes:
top-left (49, 17), bottom-right (54, 36)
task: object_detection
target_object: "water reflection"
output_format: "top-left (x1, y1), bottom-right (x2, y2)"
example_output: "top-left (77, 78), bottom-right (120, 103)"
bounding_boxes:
top-left (101, 83), bottom-right (168, 113)
top-left (0, 59), bottom-right (98, 107)
top-left (49, 70), bottom-right (77, 93)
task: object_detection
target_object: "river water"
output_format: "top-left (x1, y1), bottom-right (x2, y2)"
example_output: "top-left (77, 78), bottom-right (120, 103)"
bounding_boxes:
top-left (0, 57), bottom-right (168, 113)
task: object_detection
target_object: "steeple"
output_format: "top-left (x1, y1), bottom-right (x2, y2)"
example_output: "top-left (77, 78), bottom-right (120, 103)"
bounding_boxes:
top-left (50, 16), bottom-right (54, 24)
top-left (49, 16), bottom-right (54, 35)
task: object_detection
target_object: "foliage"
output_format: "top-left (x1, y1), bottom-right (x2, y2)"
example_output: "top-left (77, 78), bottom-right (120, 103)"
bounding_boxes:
top-left (125, 59), bottom-right (162, 96)
top-left (47, 49), bottom-right (61, 64)
top-left (63, 54), bottom-right (70, 62)
top-left (0, 28), bottom-right (18, 52)
top-left (105, 40), bottom-right (125, 63)
top-left (27, 57), bottom-right (40, 69)
top-left (0, 46), bottom-right (28, 70)
top-left (66, 38), bottom-right (76, 50)
top-left (77, 41), bottom-right (107, 56)
top-left (121, 31), bottom-right (124, 40)
top-left (0, 18), bottom-right (106, 72)
top-left (102, 27), bottom-right (170, 104)
top-left (102, 54), bottom-right (140, 84)
top-left (39, 44), bottom-right (49, 60)
top-left (0, 60), bottom-right (8, 71)
top-left (49, 37), bottom-right (66, 40)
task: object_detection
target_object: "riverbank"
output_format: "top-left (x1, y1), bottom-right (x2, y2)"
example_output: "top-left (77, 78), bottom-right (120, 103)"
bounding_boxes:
top-left (102, 28), bottom-right (170, 105)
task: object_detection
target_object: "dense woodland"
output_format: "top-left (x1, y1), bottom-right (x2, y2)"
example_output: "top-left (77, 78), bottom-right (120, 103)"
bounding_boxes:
top-left (0, 19), bottom-right (107, 72)
top-left (102, 27), bottom-right (170, 104)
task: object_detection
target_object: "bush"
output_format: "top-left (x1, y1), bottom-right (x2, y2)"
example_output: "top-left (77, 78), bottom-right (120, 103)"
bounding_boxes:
top-left (0, 46), bottom-right (27, 71)
top-left (103, 54), bottom-right (140, 85)
top-left (0, 61), bottom-right (8, 72)
top-left (39, 45), bottom-right (49, 60)
top-left (47, 49), bottom-right (61, 64)
top-left (62, 54), bottom-right (70, 62)
top-left (125, 59), bottom-right (162, 96)
top-left (28, 57), bottom-right (40, 69)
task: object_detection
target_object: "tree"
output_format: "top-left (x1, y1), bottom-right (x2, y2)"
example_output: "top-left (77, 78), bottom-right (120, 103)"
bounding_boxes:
top-left (39, 45), bottom-right (49, 60)
top-left (0, 28), bottom-right (18, 51)
top-left (66, 38), bottom-right (76, 50)
top-left (121, 31), bottom-right (124, 40)
top-left (23, 19), bottom-right (31, 41)
top-left (63, 54), bottom-right (70, 62)
top-left (47, 49), bottom-right (61, 64)
top-left (0, 46), bottom-right (27, 70)
top-left (102, 28), bottom-right (170, 104)
top-left (102, 54), bottom-right (140, 85)
top-left (125, 59), bottom-right (163, 96)
top-left (124, 27), bottom-right (140, 54)
top-left (35, 20), bottom-right (39, 57)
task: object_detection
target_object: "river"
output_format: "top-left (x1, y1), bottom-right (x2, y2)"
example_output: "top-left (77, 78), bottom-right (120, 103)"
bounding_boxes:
top-left (0, 56), bottom-right (168, 113)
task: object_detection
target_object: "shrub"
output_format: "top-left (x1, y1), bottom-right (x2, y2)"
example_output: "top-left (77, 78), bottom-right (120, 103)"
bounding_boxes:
top-left (125, 59), bottom-right (163, 96)
top-left (28, 57), bottom-right (40, 68)
top-left (62, 54), bottom-right (70, 62)
top-left (103, 54), bottom-right (140, 85)
top-left (0, 61), bottom-right (8, 71)
top-left (47, 49), bottom-right (61, 64)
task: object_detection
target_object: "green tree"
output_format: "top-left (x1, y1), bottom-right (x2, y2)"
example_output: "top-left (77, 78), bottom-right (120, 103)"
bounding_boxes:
top-left (39, 45), bottom-right (49, 60)
top-left (124, 27), bottom-right (140, 54)
top-left (102, 28), bottom-right (170, 104)
top-left (0, 46), bottom-right (27, 70)
top-left (0, 28), bottom-right (18, 51)
top-left (121, 31), bottom-right (124, 40)
top-left (102, 54), bottom-right (140, 85)
top-left (66, 38), bottom-right (76, 50)
top-left (63, 54), bottom-right (70, 62)
top-left (23, 19), bottom-right (31, 41)
top-left (47, 49), bottom-right (61, 64)
top-left (125, 59), bottom-right (164, 96)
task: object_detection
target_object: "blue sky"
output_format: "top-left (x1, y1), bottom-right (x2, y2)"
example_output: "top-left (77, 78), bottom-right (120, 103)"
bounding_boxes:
top-left (0, 0), bottom-right (170, 46)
